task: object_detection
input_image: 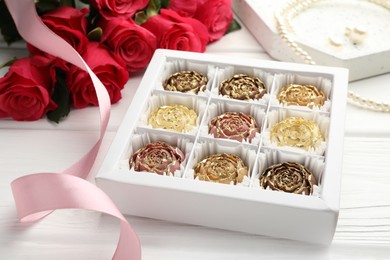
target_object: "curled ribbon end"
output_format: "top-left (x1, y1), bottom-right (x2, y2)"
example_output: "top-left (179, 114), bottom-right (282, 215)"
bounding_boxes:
top-left (11, 174), bottom-right (54, 222)
top-left (5, 0), bottom-right (141, 259)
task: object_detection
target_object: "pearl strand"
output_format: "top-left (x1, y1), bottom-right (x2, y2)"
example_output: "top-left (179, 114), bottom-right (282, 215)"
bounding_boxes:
top-left (275, 0), bottom-right (390, 112)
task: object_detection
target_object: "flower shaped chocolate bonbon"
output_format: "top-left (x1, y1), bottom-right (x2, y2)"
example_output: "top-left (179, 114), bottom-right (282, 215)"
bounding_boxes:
top-left (149, 104), bottom-right (197, 132)
top-left (277, 84), bottom-right (326, 108)
top-left (270, 117), bottom-right (324, 150)
top-left (219, 74), bottom-right (266, 100)
top-left (130, 141), bottom-right (185, 175)
top-left (208, 112), bottom-right (259, 143)
top-left (194, 153), bottom-right (248, 184)
top-left (260, 162), bottom-right (317, 195)
top-left (163, 70), bottom-right (207, 94)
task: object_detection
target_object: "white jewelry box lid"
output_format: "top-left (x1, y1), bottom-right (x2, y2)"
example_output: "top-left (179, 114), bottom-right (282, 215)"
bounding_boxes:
top-left (95, 49), bottom-right (348, 245)
top-left (232, 0), bottom-right (390, 81)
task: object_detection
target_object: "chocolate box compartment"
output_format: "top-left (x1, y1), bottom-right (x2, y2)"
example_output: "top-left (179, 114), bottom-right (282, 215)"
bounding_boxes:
top-left (211, 64), bottom-right (274, 105)
top-left (119, 129), bottom-right (194, 178)
top-left (96, 49), bottom-right (348, 245)
top-left (200, 99), bottom-right (266, 145)
top-left (270, 72), bottom-right (333, 112)
top-left (155, 58), bottom-right (217, 96)
top-left (262, 108), bottom-right (329, 155)
top-left (252, 148), bottom-right (325, 194)
top-left (137, 91), bottom-right (208, 135)
top-left (185, 137), bottom-right (258, 186)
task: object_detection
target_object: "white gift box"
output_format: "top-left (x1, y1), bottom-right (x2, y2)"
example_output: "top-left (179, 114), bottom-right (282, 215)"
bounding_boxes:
top-left (232, 0), bottom-right (390, 81)
top-left (96, 49), bottom-right (348, 245)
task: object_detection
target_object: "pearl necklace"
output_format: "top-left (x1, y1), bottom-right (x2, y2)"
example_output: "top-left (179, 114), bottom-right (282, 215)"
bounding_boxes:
top-left (275, 0), bottom-right (390, 112)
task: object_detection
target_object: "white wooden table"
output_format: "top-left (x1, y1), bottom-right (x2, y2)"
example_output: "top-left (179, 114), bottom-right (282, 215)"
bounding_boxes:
top-left (1, 24), bottom-right (390, 259)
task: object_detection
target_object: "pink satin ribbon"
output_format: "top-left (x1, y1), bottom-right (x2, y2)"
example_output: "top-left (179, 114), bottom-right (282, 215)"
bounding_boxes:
top-left (5, 0), bottom-right (141, 259)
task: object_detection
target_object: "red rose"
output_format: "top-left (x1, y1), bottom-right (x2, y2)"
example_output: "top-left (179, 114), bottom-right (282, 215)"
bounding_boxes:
top-left (99, 18), bottom-right (157, 72)
top-left (0, 56), bottom-right (59, 121)
top-left (167, 0), bottom-right (198, 17)
top-left (142, 9), bottom-right (209, 52)
top-left (90, 0), bottom-right (149, 20)
top-left (28, 7), bottom-right (89, 55)
top-left (195, 0), bottom-right (233, 42)
top-left (66, 42), bottom-right (129, 108)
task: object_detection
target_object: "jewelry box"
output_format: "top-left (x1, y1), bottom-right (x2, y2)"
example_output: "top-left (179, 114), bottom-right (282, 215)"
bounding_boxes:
top-left (95, 49), bottom-right (348, 245)
top-left (232, 0), bottom-right (390, 81)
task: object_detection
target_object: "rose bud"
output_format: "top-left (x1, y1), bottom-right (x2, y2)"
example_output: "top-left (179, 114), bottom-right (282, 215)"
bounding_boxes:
top-left (0, 55), bottom-right (63, 121)
top-left (168, 0), bottom-right (234, 42)
top-left (194, 0), bottom-right (234, 42)
top-left (142, 9), bottom-right (209, 53)
top-left (208, 112), bottom-right (259, 143)
top-left (219, 74), bottom-right (266, 100)
top-left (260, 162), bottom-right (317, 195)
top-left (66, 42), bottom-right (128, 108)
top-left (167, 0), bottom-right (198, 17)
top-left (194, 153), bottom-right (248, 185)
top-left (270, 117), bottom-right (324, 151)
top-left (28, 7), bottom-right (89, 56)
top-left (89, 0), bottom-right (149, 20)
top-left (130, 141), bottom-right (185, 175)
top-left (99, 18), bottom-right (157, 72)
top-left (163, 70), bottom-right (207, 94)
top-left (277, 84), bottom-right (326, 108)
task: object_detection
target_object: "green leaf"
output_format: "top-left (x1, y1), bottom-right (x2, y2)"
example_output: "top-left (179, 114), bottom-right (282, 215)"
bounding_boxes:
top-left (87, 27), bottom-right (103, 42)
top-left (87, 7), bottom-right (100, 28)
top-left (145, 0), bottom-right (161, 17)
top-left (35, 0), bottom-right (60, 15)
top-left (160, 0), bottom-right (171, 8)
top-left (59, 0), bottom-right (76, 7)
top-left (46, 68), bottom-right (71, 123)
top-left (0, 0), bottom-right (22, 44)
top-left (78, 0), bottom-right (90, 4)
top-left (135, 0), bottom-right (160, 25)
top-left (225, 18), bottom-right (242, 35)
top-left (134, 11), bottom-right (148, 25)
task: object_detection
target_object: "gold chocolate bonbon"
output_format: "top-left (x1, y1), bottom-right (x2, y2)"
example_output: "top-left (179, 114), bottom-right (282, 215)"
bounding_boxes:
top-left (219, 74), bottom-right (266, 100)
top-left (163, 70), bottom-right (207, 94)
top-left (194, 153), bottom-right (248, 185)
top-left (260, 162), bottom-right (317, 195)
top-left (270, 117), bottom-right (323, 150)
top-left (277, 84), bottom-right (325, 108)
top-left (149, 104), bottom-right (197, 132)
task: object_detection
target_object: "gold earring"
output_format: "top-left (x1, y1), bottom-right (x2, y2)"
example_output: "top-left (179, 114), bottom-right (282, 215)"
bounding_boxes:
top-left (328, 35), bottom-right (344, 48)
top-left (345, 25), bottom-right (367, 45)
